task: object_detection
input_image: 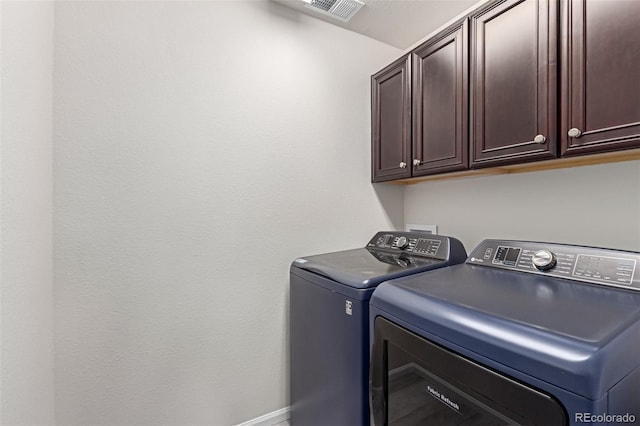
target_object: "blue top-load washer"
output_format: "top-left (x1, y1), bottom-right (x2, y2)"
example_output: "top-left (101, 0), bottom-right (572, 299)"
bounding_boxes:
top-left (370, 240), bottom-right (640, 426)
top-left (290, 232), bottom-right (466, 426)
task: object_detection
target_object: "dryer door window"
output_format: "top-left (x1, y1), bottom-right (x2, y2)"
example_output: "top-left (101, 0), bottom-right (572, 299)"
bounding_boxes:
top-left (370, 317), bottom-right (567, 426)
top-left (387, 343), bottom-right (513, 424)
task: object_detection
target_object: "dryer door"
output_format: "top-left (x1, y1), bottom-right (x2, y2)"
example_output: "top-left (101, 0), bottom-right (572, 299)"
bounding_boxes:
top-left (370, 317), bottom-right (567, 425)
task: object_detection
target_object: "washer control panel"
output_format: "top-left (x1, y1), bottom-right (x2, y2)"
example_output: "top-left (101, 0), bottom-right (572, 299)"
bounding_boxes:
top-left (367, 231), bottom-right (448, 259)
top-left (468, 240), bottom-right (640, 291)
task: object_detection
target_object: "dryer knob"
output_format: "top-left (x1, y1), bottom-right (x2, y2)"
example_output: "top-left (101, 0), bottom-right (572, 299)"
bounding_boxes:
top-left (396, 236), bottom-right (409, 249)
top-left (532, 250), bottom-right (557, 271)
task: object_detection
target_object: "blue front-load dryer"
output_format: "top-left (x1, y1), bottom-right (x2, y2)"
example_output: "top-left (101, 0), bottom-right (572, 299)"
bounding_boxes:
top-left (289, 232), bottom-right (466, 426)
top-left (369, 239), bottom-right (640, 425)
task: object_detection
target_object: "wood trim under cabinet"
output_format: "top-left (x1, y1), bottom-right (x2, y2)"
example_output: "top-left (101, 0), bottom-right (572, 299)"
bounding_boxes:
top-left (381, 148), bottom-right (640, 185)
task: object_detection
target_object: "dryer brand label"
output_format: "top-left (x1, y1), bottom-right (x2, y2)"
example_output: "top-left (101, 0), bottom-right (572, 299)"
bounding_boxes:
top-left (426, 385), bottom-right (461, 413)
top-left (345, 300), bottom-right (352, 316)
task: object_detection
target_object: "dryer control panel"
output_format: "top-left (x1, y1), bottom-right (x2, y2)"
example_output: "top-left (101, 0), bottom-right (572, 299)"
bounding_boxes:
top-left (367, 232), bottom-right (455, 260)
top-left (468, 240), bottom-right (640, 292)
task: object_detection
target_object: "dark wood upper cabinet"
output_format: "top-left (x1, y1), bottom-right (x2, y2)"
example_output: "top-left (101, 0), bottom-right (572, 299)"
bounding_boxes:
top-left (412, 19), bottom-right (469, 176)
top-left (470, 0), bottom-right (558, 168)
top-left (561, 0), bottom-right (640, 156)
top-left (370, 0), bottom-right (638, 182)
top-left (371, 55), bottom-right (412, 182)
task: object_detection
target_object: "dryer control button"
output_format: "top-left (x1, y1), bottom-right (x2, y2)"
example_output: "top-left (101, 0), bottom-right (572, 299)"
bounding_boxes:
top-left (532, 250), bottom-right (557, 271)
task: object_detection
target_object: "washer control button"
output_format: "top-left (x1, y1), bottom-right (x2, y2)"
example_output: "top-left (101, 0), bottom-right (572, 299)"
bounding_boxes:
top-left (532, 250), bottom-right (557, 271)
top-left (395, 236), bottom-right (409, 249)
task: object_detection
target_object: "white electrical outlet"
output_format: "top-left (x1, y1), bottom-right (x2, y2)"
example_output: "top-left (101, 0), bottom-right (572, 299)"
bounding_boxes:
top-left (405, 224), bottom-right (438, 234)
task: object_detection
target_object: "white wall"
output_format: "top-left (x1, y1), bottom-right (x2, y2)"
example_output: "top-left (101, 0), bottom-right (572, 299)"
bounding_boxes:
top-left (53, 1), bottom-right (402, 425)
top-left (16, 2), bottom-right (633, 425)
top-left (0, 1), bottom-right (56, 425)
top-left (405, 160), bottom-right (640, 252)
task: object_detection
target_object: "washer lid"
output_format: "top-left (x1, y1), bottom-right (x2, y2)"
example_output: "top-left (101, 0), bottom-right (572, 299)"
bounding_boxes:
top-left (292, 248), bottom-right (444, 289)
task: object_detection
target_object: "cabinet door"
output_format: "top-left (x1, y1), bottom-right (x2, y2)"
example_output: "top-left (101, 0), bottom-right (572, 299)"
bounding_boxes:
top-left (412, 20), bottom-right (469, 176)
top-left (561, 0), bottom-right (640, 156)
top-left (470, 0), bottom-right (558, 168)
top-left (371, 56), bottom-right (411, 182)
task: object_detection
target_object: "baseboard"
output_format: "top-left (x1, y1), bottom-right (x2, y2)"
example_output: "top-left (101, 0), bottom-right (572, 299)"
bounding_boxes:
top-left (236, 407), bottom-right (290, 426)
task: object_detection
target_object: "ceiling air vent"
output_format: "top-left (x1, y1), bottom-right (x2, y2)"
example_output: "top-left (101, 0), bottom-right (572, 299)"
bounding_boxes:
top-left (303, 0), bottom-right (365, 22)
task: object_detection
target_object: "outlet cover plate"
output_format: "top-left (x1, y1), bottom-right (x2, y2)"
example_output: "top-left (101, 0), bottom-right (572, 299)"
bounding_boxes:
top-left (405, 224), bottom-right (438, 234)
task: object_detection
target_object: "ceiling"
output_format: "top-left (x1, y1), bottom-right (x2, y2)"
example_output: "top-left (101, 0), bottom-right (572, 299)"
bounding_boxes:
top-left (272, 0), bottom-right (481, 50)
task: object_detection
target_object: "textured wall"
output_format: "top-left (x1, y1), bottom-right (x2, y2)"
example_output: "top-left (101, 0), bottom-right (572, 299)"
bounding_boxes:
top-left (405, 161), bottom-right (640, 252)
top-left (53, 2), bottom-right (402, 425)
top-left (1, 1), bottom-right (56, 424)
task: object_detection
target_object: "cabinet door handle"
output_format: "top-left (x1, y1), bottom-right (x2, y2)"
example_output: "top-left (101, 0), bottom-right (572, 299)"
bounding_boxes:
top-left (533, 134), bottom-right (547, 144)
top-left (568, 128), bottom-right (582, 138)
top-left (399, 162), bottom-right (407, 169)
top-left (413, 159), bottom-right (422, 166)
